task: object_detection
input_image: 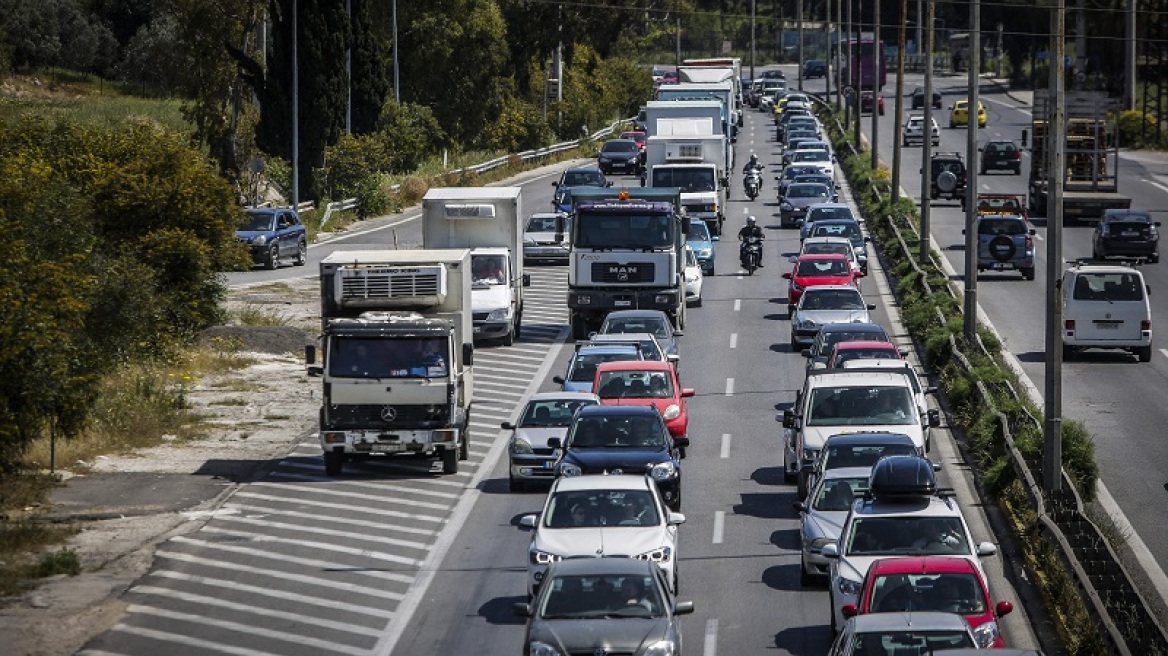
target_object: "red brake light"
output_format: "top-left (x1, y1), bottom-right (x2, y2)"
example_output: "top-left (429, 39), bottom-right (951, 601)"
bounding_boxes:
top-left (1065, 319), bottom-right (1076, 330)
top-left (1142, 320), bottom-right (1151, 331)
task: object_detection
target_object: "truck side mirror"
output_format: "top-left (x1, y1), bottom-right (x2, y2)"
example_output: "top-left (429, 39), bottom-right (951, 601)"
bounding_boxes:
top-left (1021, 129), bottom-right (1029, 148)
top-left (463, 343), bottom-right (474, 366)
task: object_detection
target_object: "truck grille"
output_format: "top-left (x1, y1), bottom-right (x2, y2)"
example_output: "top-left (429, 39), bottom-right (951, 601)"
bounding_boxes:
top-left (326, 404), bottom-right (450, 429)
top-left (591, 262), bottom-right (655, 283)
top-left (472, 312), bottom-right (490, 321)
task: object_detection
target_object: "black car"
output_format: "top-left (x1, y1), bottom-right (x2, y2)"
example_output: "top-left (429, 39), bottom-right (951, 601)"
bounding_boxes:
top-left (912, 86), bottom-right (943, 109)
top-left (929, 152), bottom-right (967, 202)
top-left (777, 164), bottom-right (824, 199)
top-left (803, 322), bottom-right (892, 368)
top-left (1093, 208), bottom-right (1161, 263)
top-left (598, 138), bottom-right (643, 176)
top-left (236, 207), bottom-right (308, 270)
top-left (979, 139), bottom-right (1023, 175)
top-left (550, 405), bottom-right (685, 510)
top-left (803, 60), bottom-right (828, 79)
top-left (552, 167), bottom-right (610, 212)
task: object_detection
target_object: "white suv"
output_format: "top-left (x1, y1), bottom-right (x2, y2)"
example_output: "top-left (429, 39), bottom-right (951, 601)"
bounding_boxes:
top-left (903, 114), bottom-right (940, 146)
top-left (1061, 262), bottom-right (1153, 362)
top-left (821, 456), bottom-right (998, 632)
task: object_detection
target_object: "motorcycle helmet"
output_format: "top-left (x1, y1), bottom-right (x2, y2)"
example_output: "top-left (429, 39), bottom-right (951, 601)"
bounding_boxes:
top-left (746, 215), bottom-right (757, 225)
top-left (748, 153), bottom-right (758, 166)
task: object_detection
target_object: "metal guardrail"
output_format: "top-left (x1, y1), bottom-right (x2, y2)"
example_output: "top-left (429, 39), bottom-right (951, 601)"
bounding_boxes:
top-left (318, 197), bottom-right (360, 230)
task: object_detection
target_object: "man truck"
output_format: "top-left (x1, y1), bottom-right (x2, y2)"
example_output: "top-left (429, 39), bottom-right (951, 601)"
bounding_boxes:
top-left (422, 187), bottom-right (529, 346)
top-left (307, 249), bottom-right (475, 476)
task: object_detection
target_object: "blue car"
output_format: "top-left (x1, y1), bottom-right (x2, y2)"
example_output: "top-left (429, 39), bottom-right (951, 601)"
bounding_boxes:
top-left (551, 167), bottom-right (611, 213)
top-left (236, 207), bottom-right (307, 270)
top-left (686, 219), bottom-right (717, 275)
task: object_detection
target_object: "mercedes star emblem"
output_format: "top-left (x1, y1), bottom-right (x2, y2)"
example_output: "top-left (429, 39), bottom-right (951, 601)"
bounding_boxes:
top-left (380, 406), bottom-right (397, 422)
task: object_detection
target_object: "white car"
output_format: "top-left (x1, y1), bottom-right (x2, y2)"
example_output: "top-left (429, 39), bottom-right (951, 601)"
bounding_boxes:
top-left (789, 285), bottom-right (877, 348)
top-left (683, 246), bottom-right (704, 307)
top-left (523, 212), bottom-right (572, 264)
top-left (841, 359), bottom-right (941, 450)
top-left (903, 114), bottom-right (941, 146)
top-left (822, 456), bottom-right (997, 632)
top-left (787, 148), bottom-right (835, 179)
top-left (519, 475), bottom-right (685, 598)
top-left (1061, 262), bottom-right (1153, 362)
top-left (502, 392), bottom-right (600, 492)
top-left (795, 466), bottom-right (871, 585)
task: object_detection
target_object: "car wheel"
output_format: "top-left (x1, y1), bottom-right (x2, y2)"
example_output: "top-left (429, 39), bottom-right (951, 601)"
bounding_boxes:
top-left (790, 335), bottom-right (799, 350)
top-left (796, 472), bottom-right (808, 500)
top-left (323, 451), bottom-right (343, 476)
top-left (799, 557), bottom-right (815, 587)
top-left (460, 434), bottom-right (470, 460)
top-left (509, 476), bottom-right (525, 493)
top-left (1014, 164), bottom-right (1022, 175)
top-left (783, 465), bottom-right (796, 483)
top-left (1022, 267), bottom-right (1036, 281)
top-left (294, 239), bottom-right (307, 266)
top-left (1062, 344), bottom-right (1075, 361)
top-left (673, 566), bottom-right (680, 595)
top-left (1138, 345), bottom-right (1152, 362)
top-left (787, 304), bottom-right (795, 316)
top-left (829, 590), bottom-right (838, 632)
top-left (693, 294), bottom-right (702, 308)
top-left (264, 243), bottom-right (279, 270)
top-left (571, 315), bottom-right (589, 341)
top-left (501, 326), bottom-right (514, 347)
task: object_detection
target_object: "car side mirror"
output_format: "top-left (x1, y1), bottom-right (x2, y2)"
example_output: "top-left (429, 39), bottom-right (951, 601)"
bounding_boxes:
top-left (512, 602), bottom-right (532, 617)
top-left (552, 181), bottom-right (559, 187)
top-left (712, 235), bottom-right (720, 241)
top-left (788, 255), bottom-right (798, 263)
top-left (606, 181), bottom-right (613, 187)
top-left (866, 304), bottom-right (877, 310)
top-left (978, 146), bottom-right (984, 151)
top-left (792, 501), bottom-right (807, 513)
top-left (782, 272), bottom-right (792, 279)
top-left (977, 541), bottom-right (998, 556)
top-left (898, 348), bottom-right (909, 356)
top-left (928, 409), bottom-right (941, 427)
top-left (854, 271), bottom-right (865, 278)
top-left (681, 388), bottom-right (696, 398)
top-left (673, 600), bottom-right (696, 615)
top-left (666, 353), bottom-right (681, 364)
top-left (925, 386), bottom-right (939, 395)
top-left (996, 601), bottom-right (1014, 617)
top-left (553, 375), bottom-right (566, 385)
top-left (547, 437), bottom-right (562, 449)
top-left (673, 330), bottom-right (684, 337)
top-left (962, 228), bottom-right (967, 235)
top-left (667, 512), bottom-right (687, 526)
top-left (801, 349), bottom-right (812, 358)
top-left (673, 436), bottom-right (691, 449)
top-left (501, 421), bottom-right (516, 430)
top-left (519, 514), bottom-right (538, 529)
top-left (1156, 222), bottom-right (1163, 227)
top-left (821, 543), bottom-right (839, 558)
top-left (782, 409), bottom-right (797, 428)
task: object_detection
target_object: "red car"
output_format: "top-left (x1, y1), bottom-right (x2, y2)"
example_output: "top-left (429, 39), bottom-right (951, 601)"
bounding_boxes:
top-left (860, 91), bottom-right (885, 116)
top-left (843, 556), bottom-right (1014, 648)
top-left (620, 130), bottom-right (647, 159)
top-left (783, 254), bottom-right (863, 314)
top-left (826, 340), bottom-right (906, 368)
top-left (592, 361), bottom-right (694, 447)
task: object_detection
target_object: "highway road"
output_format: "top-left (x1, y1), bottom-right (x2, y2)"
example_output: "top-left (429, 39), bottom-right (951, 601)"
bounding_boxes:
top-left (79, 82), bottom-right (1039, 655)
top-left (806, 68), bottom-right (1168, 601)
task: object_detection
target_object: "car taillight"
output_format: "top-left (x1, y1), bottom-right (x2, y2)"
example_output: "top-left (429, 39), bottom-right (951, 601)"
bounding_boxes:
top-left (1142, 320), bottom-right (1151, 331)
top-left (1024, 235), bottom-right (1034, 248)
top-left (1065, 319), bottom-right (1076, 330)
top-left (1013, 151), bottom-right (1021, 160)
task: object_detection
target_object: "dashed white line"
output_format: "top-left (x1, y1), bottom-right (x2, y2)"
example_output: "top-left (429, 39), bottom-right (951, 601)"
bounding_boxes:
top-left (734, 299), bottom-right (742, 312)
top-left (729, 333), bottom-right (738, 349)
top-left (704, 618), bottom-right (720, 656)
top-left (1159, 348), bottom-right (1168, 360)
top-left (712, 511), bottom-right (725, 544)
top-left (724, 378), bottom-right (735, 396)
top-left (720, 434), bottom-right (731, 458)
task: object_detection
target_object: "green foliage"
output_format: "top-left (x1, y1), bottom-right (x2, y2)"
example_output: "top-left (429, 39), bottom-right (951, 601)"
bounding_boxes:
top-left (1116, 110), bottom-right (1164, 149)
top-left (1062, 420), bottom-right (1099, 500)
top-left (34, 547), bottom-right (81, 578)
top-left (480, 95), bottom-right (553, 152)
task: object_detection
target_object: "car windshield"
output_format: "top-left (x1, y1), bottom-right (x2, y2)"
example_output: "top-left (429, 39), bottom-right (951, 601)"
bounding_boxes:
top-left (796, 259), bottom-right (849, 277)
top-left (602, 317), bottom-right (672, 340)
top-left (569, 351), bottom-right (640, 382)
top-left (603, 141), bottom-right (637, 153)
top-left (1072, 272), bottom-right (1145, 301)
top-left (241, 211), bottom-right (275, 231)
top-left (785, 166), bottom-right (821, 180)
top-left (519, 399), bottom-right (598, 427)
top-left (801, 289), bottom-right (866, 310)
top-left (806, 386), bottom-right (915, 426)
top-left (596, 370), bottom-right (674, 399)
top-left (543, 489), bottom-right (662, 530)
top-left (834, 348), bottom-right (900, 364)
top-left (812, 222), bottom-right (862, 241)
top-left (788, 184), bottom-right (831, 199)
top-left (576, 212), bottom-right (674, 249)
top-left (804, 243), bottom-right (852, 258)
top-left (869, 572), bottom-right (987, 614)
top-left (794, 150), bottom-right (830, 163)
top-left (849, 630), bottom-right (976, 655)
top-left (822, 442), bottom-right (916, 471)
top-left (795, 175), bottom-right (833, 187)
top-left (807, 207), bottom-right (854, 222)
top-left (562, 171), bottom-right (606, 187)
top-left (328, 337), bottom-right (448, 379)
top-left (1105, 211), bottom-right (1153, 225)
top-left (539, 573), bottom-right (665, 619)
top-left (568, 415), bottom-right (667, 448)
top-left (819, 330), bottom-right (886, 354)
top-left (527, 215), bottom-right (571, 233)
top-left (688, 221), bottom-right (711, 242)
top-left (621, 132), bottom-right (646, 144)
top-left (812, 477), bottom-right (868, 511)
top-left (652, 168), bottom-right (716, 192)
top-left (846, 516), bottom-right (970, 555)
top-left (471, 254), bottom-right (507, 286)
top-left (975, 197), bottom-right (1021, 214)
top-left (986, 142), bottom-right (1016, 153)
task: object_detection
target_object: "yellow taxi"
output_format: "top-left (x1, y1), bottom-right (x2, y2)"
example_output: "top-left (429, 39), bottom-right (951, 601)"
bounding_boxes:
top-left (949, 99), bottom-right (987, 128)
top-left (775, 93), bottom-right (811, 120)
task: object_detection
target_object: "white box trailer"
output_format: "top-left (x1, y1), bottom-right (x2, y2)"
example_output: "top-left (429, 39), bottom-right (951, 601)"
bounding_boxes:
top-left (656, 82), bottom-right (739, 140)
top-left (642, 100), bottom-right (724, 138)
top-left (422, 187), bottom-right (529, 346)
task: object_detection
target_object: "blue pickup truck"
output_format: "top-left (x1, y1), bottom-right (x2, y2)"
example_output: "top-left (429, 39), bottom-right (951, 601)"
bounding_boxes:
top-left (236, 207), bottom-right (307, 270)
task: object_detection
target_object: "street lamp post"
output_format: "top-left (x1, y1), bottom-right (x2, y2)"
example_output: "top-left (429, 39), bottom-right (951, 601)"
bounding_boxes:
top-left (292, 0), bottom-right (299, 209)
top-left (392, 0), bottom-right (400, 103)
top-left (870, 0), bottom-right (880, 170)
top-left (919, 0), bottom-right (935, 264)
top-left (964, 0), bottom-right (981, 342)
top-left (892, 0), bottom-right (907, 202)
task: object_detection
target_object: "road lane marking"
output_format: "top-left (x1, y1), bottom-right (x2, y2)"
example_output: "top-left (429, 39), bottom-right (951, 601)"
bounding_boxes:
top-left (149, 571), bottom-right (395, 618)
top-left (154, 550), bottom-right (407, 597)
top-left (105, 623), bottom-right (328, 656)
top-left (205, 517), bottom-right (429, 550)
top-left (250, 482), bottom-right (453, 510)
top-left (704, 618), bottom-right (719, 656)
top-left (1159, 348), bottom-right (1168, 359)
top-left (1032, 232), bottom-right (1044, 241)
top-left (183, 531), bottom-right (426, 567)
top-left (233, 491), bottom-right (446, 523)
top-left (222, 503), bottom-right (439, 536)
top-left (734, 299), bottom-right (742, 311)
top-left (1142, 178), bottom-right (1168, 196)
top-left (123, 606), bottom-right (370, 656)
top-left (712, 511), bottom-right (725, 544)
top-left (720, 434), bottom-right (731, 458)
top-left (725, 378), bottom-right (735, 396)
top-left (729, 333), bottom-right (738, 349)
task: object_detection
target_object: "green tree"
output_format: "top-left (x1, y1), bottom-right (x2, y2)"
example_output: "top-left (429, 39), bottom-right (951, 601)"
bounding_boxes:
top-left (350, 0), bottom-right (391, 135)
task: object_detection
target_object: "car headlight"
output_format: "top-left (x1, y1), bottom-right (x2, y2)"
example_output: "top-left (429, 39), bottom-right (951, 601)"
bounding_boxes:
top-left (698, 248), bottom-right (712, 258)
top-left (486, 308), bottom-right (510, 321)
top-left (644, 640), bottom-right (678, 656)
top-left (252, 235), bottom-right (267, 246)
top-left (781, 202), bottom-right (793, 211)
top-left (510, 438), bottom-right (533, 455)
top-left (529, 640), bottom-right (563, 656)
top-left (628, 156), bottom-right (639, 163)
top-left (662, 404), bottom-right (681, 420)
top-left (636, 545), bottom-right (673, 563)
top-left (838, 576), bottom-right (862, 596)
top-left (529, 550), bottom-right (562, 566)
top-left (559, 462), bottom-right (582, 477)
top-left (796, 318), bottom-right (817, 330)
top-left (972, 620), bottom-right (1000, 648)
top-left (651, 461), bottom-right (679, 480)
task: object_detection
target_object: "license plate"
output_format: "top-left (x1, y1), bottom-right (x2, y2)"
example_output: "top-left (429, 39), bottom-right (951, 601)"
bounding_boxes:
top-left (1096, 323), bottom-right (1119, 330)
top-left (992, 263), bottom-right (1011, 270)
top-left (542, 461), bottom-right (556, 469)
top-left (615, 300), bottom-right (632, 307)
top-left (371, 443), bottom-right (402, 453)
top-left (1122, 230), bottom-right (1138, 237)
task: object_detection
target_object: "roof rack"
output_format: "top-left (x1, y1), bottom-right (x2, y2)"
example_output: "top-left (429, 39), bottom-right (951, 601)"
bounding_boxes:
top-left (931, 151), bottom-right (964, 160)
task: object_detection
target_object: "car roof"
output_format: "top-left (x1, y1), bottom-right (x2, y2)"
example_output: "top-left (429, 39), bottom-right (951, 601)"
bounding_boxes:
top-left (867, 555), bottom-right (981, 576)
top-left (1068, 262), bottom-right (1144, 275)
top-left (823, 432), bottom-right (916, 446)
top-left (806, 369), bottom-right (911, 387)
top-left (604, 309), bottom-right (671, 321)
top-left (543, 554), bottom-right (659, 577)
top-left (565, 167), bottom-right (603, 173)
top-left (527, 391), bottom-right (602, 402)
top-left (833, 340), bottom-right (899, 351)
top-left (821, 466), bottom-right (877, 480)
top-left (852, 492), bottom-right (961, 518)
top-left (576, 404), bottom-right (662, 418)
top-left (552, 473), bottom-right (653, 493)
top-left (803, 284), bottom-right (862, 293)
top-left (841, 359), bottom-right (914, 370)
top-left (590, 332), bottom-right (660, 344)
top-left (595, 360), bottom-right (674, 373)
top-left (820, 322), bottom-right (886, 334)
top-left (528, 212), bottom-right (568, 220)
top-left (575, 344), bottom-right (641, 356)
top-left (850, 610), bottom-right (973, 632)
top-left (796, 253), bottom-right (849, 262)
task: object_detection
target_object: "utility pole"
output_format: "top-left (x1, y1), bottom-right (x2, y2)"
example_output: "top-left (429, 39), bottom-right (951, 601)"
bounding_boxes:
top-left (1125, 0), bottom-right (1137, 110)
top-left (798, 0), bottom-right (804, 91)
top-left (916, 0), bottom-right (923, 54)
top-left (870, 0), bottom-right (880, 170)
top-left (997, 23), bottom-right (1004, 79)
top-left (751, 0), bottom-right (757, 81)
top-left (852, 0), bottom-right (861, 147)
top-left (844, 0), bottom-right (852, 127)
top-left (392, 0), bottom-right (400, 103)
top-left (292, 0), bottom-right (299, 209)
top-left (836, 0), bottom-right (844, 107)
top-left (826, 0), bottom-right (833, 105)
top-left (919, 0), bottom-right (935, 264)
top-left (1043, 0), bottom-right (1066, 495)
top-left (964, 0), bottom-right (981, 342)
top-left (892, 0), bottom-right (907, 202)
top-left (675, 16), bottom-right (681, 75)
top-left (345, 0), bottom-right (351, 134)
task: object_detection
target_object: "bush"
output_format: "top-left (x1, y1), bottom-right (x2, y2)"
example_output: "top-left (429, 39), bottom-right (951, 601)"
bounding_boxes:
top-left (1116, 110), bottom-right (1163, 149)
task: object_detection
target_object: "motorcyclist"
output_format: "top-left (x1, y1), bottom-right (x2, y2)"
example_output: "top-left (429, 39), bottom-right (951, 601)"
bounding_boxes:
top-left (742, 154), bottom-right (764, 196)
top-left (738, 215), bottom-right (765, 267)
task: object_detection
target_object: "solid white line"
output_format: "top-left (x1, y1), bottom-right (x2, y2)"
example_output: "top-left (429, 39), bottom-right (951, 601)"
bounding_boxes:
top-left (1143, 178), bottom-right (1168, 196)
top-left (169, 535), bottom-right (421, 582)
top-left (150, 570), bottom-right (394, 618)
top-left (130, 586), bottom-right (384, 637)
top-left (720, 434), bottom-right (731, 459)
top-left (153, 551), bottom-right (405, 598)
top-left (704, 618), bottom-right (720, 656)
top-left (725, 378), bottom-right (735, 396)
top-left (712, 511), bottom-right (725, 544)
top-left (125, 606), bottom-right (368, 655)
top-left (734, 299), bottom-right (742, 311)
top-left (208, 516), bottom-right (429, 550)
top-left (221, 504), bottom-right (438, 536)
top-left (1032, 232), bottom-right (1045, 241)
top-left (106, 624), bottom-right (292, 656)
top-left (249, 482), bottom-right (453, 511)
top-left (233, 491), bottom-right (447, 523)
top-left (729, 333), bottom-right (738, 349)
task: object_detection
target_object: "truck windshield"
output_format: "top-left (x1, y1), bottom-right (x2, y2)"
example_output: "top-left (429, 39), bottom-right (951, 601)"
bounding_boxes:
top-left (576, 212), bottom-right (674, 249)
top-left (471, 254), bottom-right (507, 286)
top-left (651, 169), bottom-right (716, 193)
top-left (329, 337), bottom-right (449, 379)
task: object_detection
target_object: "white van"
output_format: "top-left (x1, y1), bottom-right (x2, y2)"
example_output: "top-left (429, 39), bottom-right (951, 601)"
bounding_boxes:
top-left (1061, 263), bottom-right (1152, 362)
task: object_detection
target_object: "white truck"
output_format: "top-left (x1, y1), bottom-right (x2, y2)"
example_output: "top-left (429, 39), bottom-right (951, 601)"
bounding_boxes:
top-left (680, 57), bottom-right (743, 125)
top-left (422, 187), bottom-right (529, 346)
top-left (655, 82), bottom-right (739, 142)
top-left (644, 130), bottom-right (727, 235)
top-left (308, 249), bottom-right (475, 476)
top-left (642, 100), bottom-right (723, 138)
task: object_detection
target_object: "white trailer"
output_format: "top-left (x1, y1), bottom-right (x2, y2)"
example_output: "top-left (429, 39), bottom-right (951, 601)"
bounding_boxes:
top-left (656, 82), bottom-right (739, 140)
top-left (422, 187), bottom-right (529, 346)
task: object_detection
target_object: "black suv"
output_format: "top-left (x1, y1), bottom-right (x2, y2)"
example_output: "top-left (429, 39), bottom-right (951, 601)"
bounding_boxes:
top-left (979, 139), bottom-right (1022, 175)
top-left (929, 152), bottom-right (967, 202)
top-left (1093, 208), bottom-right (1161, 263)
top-left (911, 86), bottom-right (943, 109)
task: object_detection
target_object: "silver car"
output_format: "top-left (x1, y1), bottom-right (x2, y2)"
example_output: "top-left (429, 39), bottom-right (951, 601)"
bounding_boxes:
top-left (523, 212), bottom-right (572, 264)
top-left (779, 182), bottom-right (834, 228)
top-left (790, 285), bottom-right (876, 348)
top-left (502, 392), bottom-right (599, 492)
top-left (795, 466), bottom-right (871, 584)
top-left (554, 344), bottom-right (643, 393)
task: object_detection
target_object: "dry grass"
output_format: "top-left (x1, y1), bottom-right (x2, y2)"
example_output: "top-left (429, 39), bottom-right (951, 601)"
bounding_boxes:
top-left (230, 303), bottom-right (294, 327)
top-left (0, 523), bottom-right (81, 597)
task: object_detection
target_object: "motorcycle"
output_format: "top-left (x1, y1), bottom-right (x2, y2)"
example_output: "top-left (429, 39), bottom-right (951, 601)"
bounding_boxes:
top-left (743, 166), bottom-right (764, 200)
top-left (740, 235), bottom-right (762, 275)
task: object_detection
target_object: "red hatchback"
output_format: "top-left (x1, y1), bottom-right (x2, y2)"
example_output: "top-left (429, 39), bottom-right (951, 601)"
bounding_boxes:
top-left (843, 556), bottom-right (1013, 648)
top-left (592, 361), bottom-right (694, 450)
top-left (825, 340), bottom-right (907, 368)
top-left (783, 254), bottom-right (863, 314)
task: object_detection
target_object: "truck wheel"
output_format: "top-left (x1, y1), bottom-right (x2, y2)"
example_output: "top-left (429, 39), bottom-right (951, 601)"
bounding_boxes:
top-left (264, 243), bottom-right (280, 270)
top-left (294, 240), bottom-right (307, 266)
top-left (514, 312), bottom-right (522, 340)
top-left (501, 327), bottom-right (514, 347)
top-left (459, 435), bottom-right (469, 460)
top-left (323, 451), bottom-right (343, 476)
top-left (441, 448), bottom-right (459, 474)
top-left (1063, 344), bottom-right (1075, 361)
top-left (1138, 346), bottom-right (1152, 363)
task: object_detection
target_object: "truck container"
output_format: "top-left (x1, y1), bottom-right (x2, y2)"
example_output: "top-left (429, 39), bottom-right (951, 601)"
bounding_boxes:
top-left (655, 83), bottom-right (738, 142)
top-left (681, 57), bottom-right (743, 125)
top-left (422, 187), bottom-right (529, 345)
top-left (644, 131), bottom-right (727, 234)
top-left (309, 249), bottom-right (475, 475)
